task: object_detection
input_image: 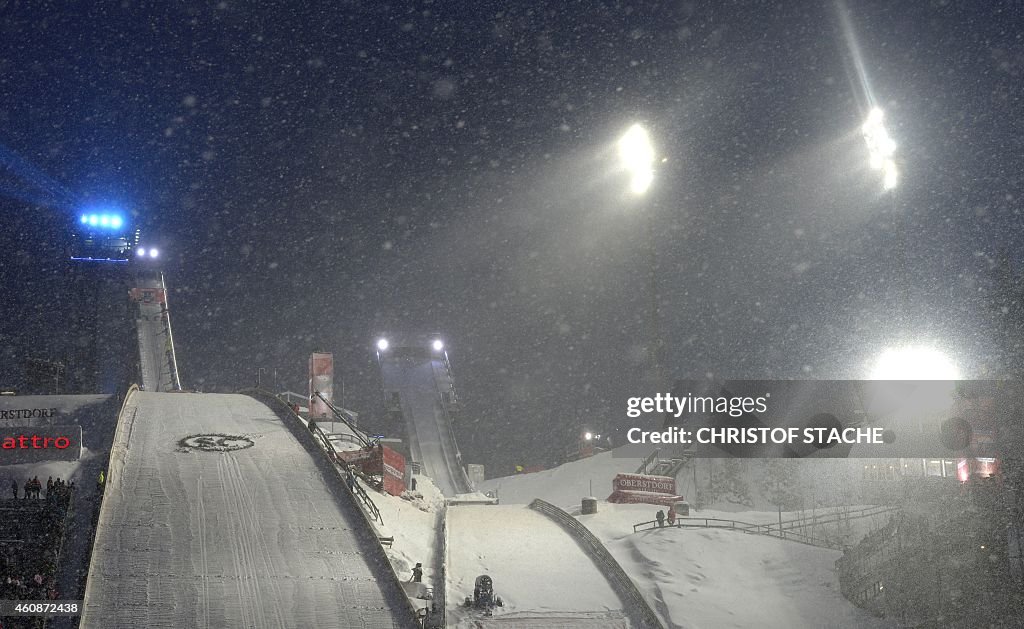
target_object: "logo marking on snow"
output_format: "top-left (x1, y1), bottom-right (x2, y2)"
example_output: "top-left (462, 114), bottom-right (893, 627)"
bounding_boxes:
top-left (178, 434), bottom-right (255, 452)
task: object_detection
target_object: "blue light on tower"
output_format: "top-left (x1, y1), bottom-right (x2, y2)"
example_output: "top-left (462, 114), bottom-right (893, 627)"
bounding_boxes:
top-left (80, 211), bottom-right (126, 231)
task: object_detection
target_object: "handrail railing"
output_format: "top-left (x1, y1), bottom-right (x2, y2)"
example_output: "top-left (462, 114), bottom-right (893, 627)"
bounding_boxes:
top-left (159, 272), bottom-right (182, 390)
top-left (529, 499), bottom-right (665, 629)
top-left (664, 457), bottom-right (688, 478)
top-left (313, 391), bottom-right (373, 449)
top-left (774, 504), bottom-right (895, 531)
top-left (324, 432), bottom-right (364, 444)
top-left (305, 412), bottom-right (383, 525)
top-left (631, 516), bottom-right (845, 550)
top-left (635, 449), bottom-right (660, 475)
top-left (349, 472), bottom-right (383, 525)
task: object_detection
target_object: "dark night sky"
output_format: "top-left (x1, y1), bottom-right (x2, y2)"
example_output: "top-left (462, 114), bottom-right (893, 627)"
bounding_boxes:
top-left (1, 0), bottom-right (1022, 471)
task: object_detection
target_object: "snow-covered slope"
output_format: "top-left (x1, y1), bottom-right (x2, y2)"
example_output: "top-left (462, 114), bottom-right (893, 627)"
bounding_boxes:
top-left (478, 450), bottom-right (645, 508)
top-left (447, 504), bottom-right (629, 627)
top-left (372, 473), bottom-right (447, 590)
top-left (82, 391), bottom-right (412, 629)
top-left (480, 450), bottom-right (871, 514)
top-left (580, 502), bottom-right (895, 629)
top-left (475, 451), bottom-right (895, 628)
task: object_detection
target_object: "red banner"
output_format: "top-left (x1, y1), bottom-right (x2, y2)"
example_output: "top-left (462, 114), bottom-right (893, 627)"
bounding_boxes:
top-left (340, 445), bottom-right (406, 496)
top-left (612, 473), bottom-right (677, 495)
top-left (381, 445), bottom-right (406, 496)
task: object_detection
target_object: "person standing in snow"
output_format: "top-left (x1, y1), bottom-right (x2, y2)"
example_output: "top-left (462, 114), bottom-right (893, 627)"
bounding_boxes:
top-left (410, 563), bottom-right (423, 583)
top-left (667, 505), bottom-right (676, 526)
top-left (424, 603), bottom-right (443, 628)
top-left (656, 509), bottom-right (665, 528)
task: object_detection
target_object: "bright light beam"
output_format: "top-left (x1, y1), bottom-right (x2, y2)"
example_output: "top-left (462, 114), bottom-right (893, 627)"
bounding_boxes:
top-left (617, 124), bottom-right (655, 194)
top-left (868, 346), bottom-right (959, 380)
top-left (862, 107), bottom-right (899, 191)
top-left (837, 1), bottom-right (900, 191)
top-left (0, 144), bottom-right (76, 208)
top-left (836, 0), bottom-right (876, 111)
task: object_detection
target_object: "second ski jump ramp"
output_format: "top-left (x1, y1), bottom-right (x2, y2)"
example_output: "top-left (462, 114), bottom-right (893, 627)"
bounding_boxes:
top-left (136, 301), bottom-right (175, 392)
top-left (447, 504), bottom-right (630, 628)
top-left (82, 391), bottom-right (413, 628)
top-left (133, 274), bottom-right (180, 392)
top-left (378, 351), bottom-right (473, 496)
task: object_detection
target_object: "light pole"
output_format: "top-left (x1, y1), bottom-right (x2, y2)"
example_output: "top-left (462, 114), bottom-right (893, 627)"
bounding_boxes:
top-left (257, 367), bottom-right (267, 388)
top-left (618, 123), bottom-right (665, 390)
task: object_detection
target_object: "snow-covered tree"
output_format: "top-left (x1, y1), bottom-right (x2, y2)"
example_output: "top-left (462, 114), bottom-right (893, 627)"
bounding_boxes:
top-left (759, 459), bottom-right (803, 512)
top-left (711, 459), bottom-right (753, 507)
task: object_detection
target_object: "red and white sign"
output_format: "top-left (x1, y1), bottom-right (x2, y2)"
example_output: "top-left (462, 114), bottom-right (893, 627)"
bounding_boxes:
top-left (308, 353), bottom-right (334, 418)
top-left (612, 473), bottom-right (677, 495)
top-left (608, 473), bottom-right (681, 506)
top-left (341, 444), bottom-right (407, 496)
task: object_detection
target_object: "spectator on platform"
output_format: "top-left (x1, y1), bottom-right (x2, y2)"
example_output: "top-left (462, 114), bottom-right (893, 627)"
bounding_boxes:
top-left (23, 479), bottom-right (31, 500)
top-left (410, 563), bottom-right (423, 583)
top-left (656, 509), bottom-right (665, 528)
top-left (46, 477), bottom-right (53, 498)
top-left (667, 505), bottom-right (677, 526)
top-left (32, 477), bottom-right (41, 499)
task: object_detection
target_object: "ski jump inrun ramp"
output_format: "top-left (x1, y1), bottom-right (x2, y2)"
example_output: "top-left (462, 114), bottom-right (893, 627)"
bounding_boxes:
top-left (82, 391), bottom-right (414, 628)
top-left (377, 347), bottom-right (474, 497)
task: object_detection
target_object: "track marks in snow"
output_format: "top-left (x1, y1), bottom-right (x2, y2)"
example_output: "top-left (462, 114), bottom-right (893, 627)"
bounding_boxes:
top-left (196, 475), bottom-right (211, 629)
top-left (84, 392), bottom-right (410, 628)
